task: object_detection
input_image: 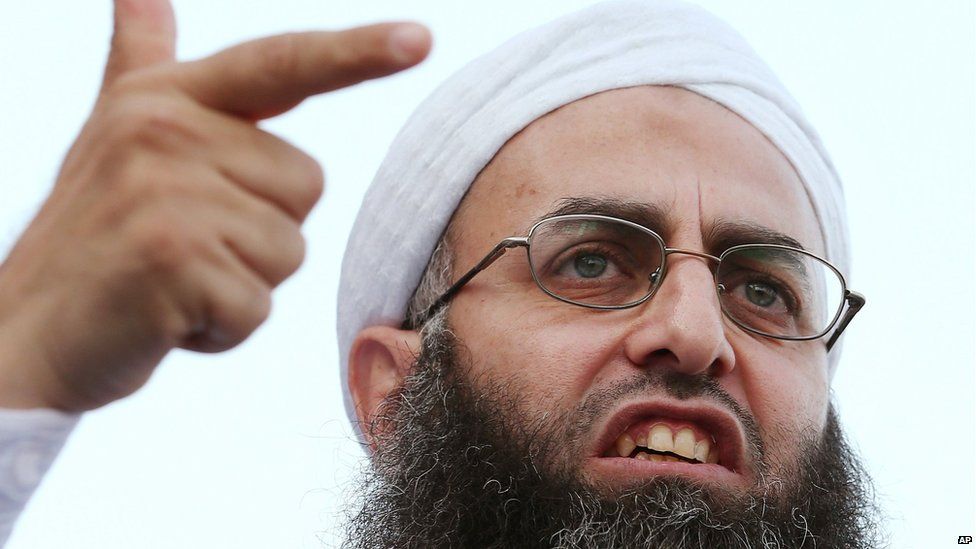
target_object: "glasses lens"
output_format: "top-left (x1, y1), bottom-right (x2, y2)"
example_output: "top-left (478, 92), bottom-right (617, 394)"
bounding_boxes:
top-left (716, 246), bottom-right (844, 338)
top-left (528, 216), bottom-right (665, 307)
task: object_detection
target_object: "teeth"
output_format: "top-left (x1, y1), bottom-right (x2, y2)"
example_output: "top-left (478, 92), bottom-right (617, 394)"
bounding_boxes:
top-left (636, 432), bottom-right (648, 447)
top-left (694, 439), bottom-right (711, 463)
top-left (648, 424), bottom-right (674, 453)
top-left (609, 423), bottom-right (722, 465)
top-left (616, 433), bottom-right (636, 458)
top-left (673, 428), bottom-right (696, 460)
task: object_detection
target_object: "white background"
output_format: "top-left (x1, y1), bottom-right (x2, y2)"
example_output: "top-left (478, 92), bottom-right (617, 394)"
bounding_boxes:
top-left (1, 1), bottom-right (973, 547)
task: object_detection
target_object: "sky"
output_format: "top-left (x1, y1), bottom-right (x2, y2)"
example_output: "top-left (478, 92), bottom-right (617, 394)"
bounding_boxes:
top-left (0, 1), bottom-right (973, 547)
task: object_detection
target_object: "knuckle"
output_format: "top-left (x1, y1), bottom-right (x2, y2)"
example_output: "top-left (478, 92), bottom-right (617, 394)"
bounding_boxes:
top-left (327, 37), bottom-right (360, 70)
top-left (237, 283), bottom-right (273, 333)
top-left (92, 158), bottom-right (151, 223)
top-left (130, 217), bottom-right (197, 273)
top-left (106, 95), bottom-right (195, 150)
top-left (279, 229), bottom-right (307, 279)
top-left (256, 33), bottom-right (303, 83)
top-left (205, 282), bottom-right (271, 350)
top-left (294, 154), bottom-right (325, 209)
top-left (102, 70), bottom-right (156, 99)
top-left (114, 152), bottom-right (158, 189)
top-left (112, 155), bottom-right (188, 208)
top-left (252, 286), bottom-right (273, 324)
top-left (260, 215), bottom-right (306, 284)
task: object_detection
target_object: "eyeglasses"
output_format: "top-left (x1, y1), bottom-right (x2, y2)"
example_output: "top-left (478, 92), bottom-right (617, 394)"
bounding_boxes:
top-left (414, 214), bottom-right (864, 350)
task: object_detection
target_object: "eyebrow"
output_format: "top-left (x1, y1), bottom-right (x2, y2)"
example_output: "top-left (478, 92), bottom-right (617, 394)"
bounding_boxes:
top-left (529, 196), bottom-right (673, 236)
top-left (704, 219), bottom-right (806, 253)
top-left (529, 196), bottom-right (807, 253)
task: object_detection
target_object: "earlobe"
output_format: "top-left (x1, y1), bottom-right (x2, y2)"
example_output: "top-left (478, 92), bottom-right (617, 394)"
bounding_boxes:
top-left (348, 325), bottom-right (421, 450)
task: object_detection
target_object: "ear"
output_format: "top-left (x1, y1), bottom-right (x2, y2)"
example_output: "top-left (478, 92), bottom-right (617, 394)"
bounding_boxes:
top-left (348, 325), bottom-right (421, 450)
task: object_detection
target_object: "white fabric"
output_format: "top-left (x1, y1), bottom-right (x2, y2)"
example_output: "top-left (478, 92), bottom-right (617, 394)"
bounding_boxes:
top-left (0, 408), bottom-right (79, 546)
top-left (337, 0), bottom-right (850, 438)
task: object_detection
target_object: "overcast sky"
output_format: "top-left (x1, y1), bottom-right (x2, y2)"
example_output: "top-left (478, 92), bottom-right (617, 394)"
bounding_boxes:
top-left (1, 1), bottom-right (973, 548)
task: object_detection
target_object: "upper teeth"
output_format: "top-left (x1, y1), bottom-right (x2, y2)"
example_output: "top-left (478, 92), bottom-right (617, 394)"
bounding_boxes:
top-left (610, 423), bottom-right (719, 464)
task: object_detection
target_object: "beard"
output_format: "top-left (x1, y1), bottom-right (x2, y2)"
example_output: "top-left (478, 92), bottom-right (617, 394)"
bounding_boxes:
top-left (344, 319), bottom-right (884, 548)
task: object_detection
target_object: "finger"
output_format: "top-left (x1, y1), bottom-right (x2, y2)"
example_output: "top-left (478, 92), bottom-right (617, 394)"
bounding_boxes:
top-left (177, 236), bottom-right (273, 354)
top-left (122, 201), bottom-right (272, 354)
top-left (175, 101), bottom-right (325, 221)
top-left (210, 177), bottom-right (308, 287)
top-left (133, 162), bottom-right (309, 289)
top-left (176, 22), bottom-right (431, 119)
top-left (102, 0), bottom-right (177, 88)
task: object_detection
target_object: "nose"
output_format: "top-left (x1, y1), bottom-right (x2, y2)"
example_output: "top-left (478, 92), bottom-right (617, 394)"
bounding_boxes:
top-left (622, 251), bottom-right (736, 377)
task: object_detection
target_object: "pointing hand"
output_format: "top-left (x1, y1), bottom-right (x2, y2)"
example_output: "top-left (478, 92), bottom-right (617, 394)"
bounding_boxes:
top-left (0, 0), bottom-right (430, 411)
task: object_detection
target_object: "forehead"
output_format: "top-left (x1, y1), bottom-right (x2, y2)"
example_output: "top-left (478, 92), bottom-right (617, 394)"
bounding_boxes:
top-left (453, 86), bottom-right (823, 257)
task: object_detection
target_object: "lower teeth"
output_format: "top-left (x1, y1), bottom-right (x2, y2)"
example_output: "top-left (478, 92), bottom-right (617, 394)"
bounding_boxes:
top-left (632, 450), bottom-right (699, 464)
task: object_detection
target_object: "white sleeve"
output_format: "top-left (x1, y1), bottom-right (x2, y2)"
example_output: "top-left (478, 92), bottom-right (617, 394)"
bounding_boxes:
top-left (0, 408), bottom-right (80, 547)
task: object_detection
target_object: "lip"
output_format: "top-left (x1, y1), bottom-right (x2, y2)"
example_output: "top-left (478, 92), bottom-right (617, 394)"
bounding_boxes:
top-left (584, 456), bottom-right (743, 490)
top-left (584, 398), bottom-right (751, 487)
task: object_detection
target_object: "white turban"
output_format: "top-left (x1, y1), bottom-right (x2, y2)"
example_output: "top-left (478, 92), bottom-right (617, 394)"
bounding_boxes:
top-left (337, 0), bottom-right (850, 436)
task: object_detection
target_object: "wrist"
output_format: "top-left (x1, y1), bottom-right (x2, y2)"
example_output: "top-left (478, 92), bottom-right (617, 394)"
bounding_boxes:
top-left (0, 362), bottom-right (62, 411)
top-left (0, 317), bottom-right (73, 411)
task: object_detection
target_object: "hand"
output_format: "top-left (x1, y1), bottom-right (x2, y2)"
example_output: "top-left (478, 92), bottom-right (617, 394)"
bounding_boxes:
top-left (0, 0), bottom-right (430, 411)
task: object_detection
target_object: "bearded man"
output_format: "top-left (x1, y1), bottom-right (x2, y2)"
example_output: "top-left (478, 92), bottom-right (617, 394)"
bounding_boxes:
top-left (0, 0), bottom-right (881, 547)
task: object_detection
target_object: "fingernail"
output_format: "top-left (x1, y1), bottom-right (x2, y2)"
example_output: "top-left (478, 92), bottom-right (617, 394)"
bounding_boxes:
top-left (389, 23), bottom-right (430, 64)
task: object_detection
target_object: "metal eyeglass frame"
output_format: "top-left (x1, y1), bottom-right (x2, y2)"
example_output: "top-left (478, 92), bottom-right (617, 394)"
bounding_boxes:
top-left (413, 214), bottom-right (865, 351)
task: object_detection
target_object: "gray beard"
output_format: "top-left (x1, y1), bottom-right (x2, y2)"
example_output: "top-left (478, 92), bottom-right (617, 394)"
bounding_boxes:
top-left (344, 320), bottom-right (884, 548)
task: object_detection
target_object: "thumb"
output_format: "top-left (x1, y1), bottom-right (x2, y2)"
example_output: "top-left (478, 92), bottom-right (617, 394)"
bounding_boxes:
top-left (102, 0), bottom-right (177, 88)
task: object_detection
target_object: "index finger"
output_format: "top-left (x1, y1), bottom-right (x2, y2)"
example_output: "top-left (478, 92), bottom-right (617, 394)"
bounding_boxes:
top-left (176, 22), bottom-right (431, 119)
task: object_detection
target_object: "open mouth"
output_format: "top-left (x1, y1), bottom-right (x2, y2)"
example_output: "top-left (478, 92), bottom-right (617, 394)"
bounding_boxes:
top-left (603, 422), bottom-right (718, 464)
top-left (590, 400), bottom-right (746, 475)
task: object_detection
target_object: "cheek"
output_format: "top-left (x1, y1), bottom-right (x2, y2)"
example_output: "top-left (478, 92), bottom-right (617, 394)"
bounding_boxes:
top-left (450, 299), bottom-right (625, 416)
top-left (735, 338), bottom-right (830, 465)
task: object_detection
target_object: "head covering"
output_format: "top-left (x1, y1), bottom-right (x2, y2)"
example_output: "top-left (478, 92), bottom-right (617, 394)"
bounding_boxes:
top-left (338, 0), bottom-right (850, 437)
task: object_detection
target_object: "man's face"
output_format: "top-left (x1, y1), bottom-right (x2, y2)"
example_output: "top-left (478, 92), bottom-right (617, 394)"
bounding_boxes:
top-left (347, 86), bottom-right (880, 547)
top-left (444, 85), bottom-right (830, 494)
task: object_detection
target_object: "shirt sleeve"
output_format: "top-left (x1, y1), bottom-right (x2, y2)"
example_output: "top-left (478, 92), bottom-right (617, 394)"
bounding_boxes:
top-left (0, 408), bottom-right (80, 547)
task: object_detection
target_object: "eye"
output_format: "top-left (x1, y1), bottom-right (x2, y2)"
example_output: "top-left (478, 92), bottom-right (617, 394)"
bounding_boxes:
top-left (744, 281), bottom-right (778, 307)
top-left (723, 274), bottom-right (797, 317)
top-left (573, 253), bottom-right (608, 278)
top-left (715, 246), bottom-right (827, 336)
top-left (550, 244), bottom-right (633, 281)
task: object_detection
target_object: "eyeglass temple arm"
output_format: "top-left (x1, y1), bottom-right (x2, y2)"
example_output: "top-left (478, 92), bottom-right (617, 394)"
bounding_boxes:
top-left (412, 237), bottom-right (529, 327)
top-left (825, 290), bottom-right (866, 352)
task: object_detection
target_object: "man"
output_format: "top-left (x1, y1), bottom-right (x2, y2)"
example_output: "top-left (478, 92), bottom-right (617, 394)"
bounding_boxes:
top-left (334, 3), bottom-right (882, 546)
top-left (0, 0), bottom-right (882, 547)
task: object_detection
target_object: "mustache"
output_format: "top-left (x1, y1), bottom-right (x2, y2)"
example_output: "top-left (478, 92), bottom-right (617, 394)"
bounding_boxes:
top-left (564, 370), bottom-right (767, 464)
